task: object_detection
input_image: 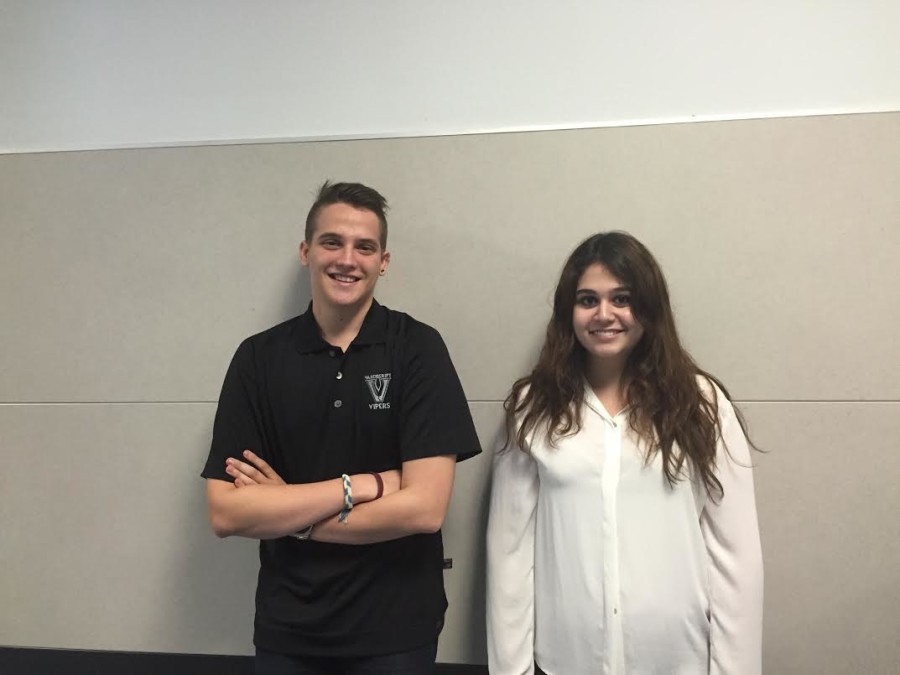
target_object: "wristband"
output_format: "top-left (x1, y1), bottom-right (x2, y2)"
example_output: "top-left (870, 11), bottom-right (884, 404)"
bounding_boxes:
top-left (338, 473), bottom-right (353, 523)
top-left (368, 471), bottom-right (384, 500)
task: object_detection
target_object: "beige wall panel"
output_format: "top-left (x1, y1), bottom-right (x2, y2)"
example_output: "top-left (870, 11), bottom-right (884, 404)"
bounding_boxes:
top-left (2, 400), bottom-right (899, 670)
top-left (2, 113), bottom-right (899, 404)
top-left (452, 401), bottom-right (900, 671)
top-left (1, 146), bottom-right (329, 403)
top-left (439, 401), bottom-right (503, 664)
top-left (0, 400), bottom-right (502, 662)
top-left (748, 402), bottom-right (900, 675)
top-left (0, 403), bottom-right (257, 653)
top-left (382, 113), bottom-right (900, 402)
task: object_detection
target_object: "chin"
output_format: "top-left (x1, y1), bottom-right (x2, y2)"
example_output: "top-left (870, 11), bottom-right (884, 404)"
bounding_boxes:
top-left (589, 345), bottom-right (631, 360)
top-left (327, 295), bottom-right (362, 307)
top-left (330, 289), bottom-right (373, 306)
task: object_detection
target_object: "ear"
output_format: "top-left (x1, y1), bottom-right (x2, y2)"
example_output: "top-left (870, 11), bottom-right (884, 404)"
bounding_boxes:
top-left (379, 251), bottom-right (391, 275)
top-left (299, 241), bottom-right (310, 266)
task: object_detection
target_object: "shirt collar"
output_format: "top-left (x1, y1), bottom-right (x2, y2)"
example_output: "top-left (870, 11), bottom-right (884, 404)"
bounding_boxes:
top-left (293, 299), bottom-right (387, 354)
top-left (583, 379), bottom-right (630, 424)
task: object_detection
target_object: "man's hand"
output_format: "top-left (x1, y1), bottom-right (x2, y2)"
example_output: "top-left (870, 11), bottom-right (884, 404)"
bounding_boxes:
top-left (226, 450), bottom-right (286, 487)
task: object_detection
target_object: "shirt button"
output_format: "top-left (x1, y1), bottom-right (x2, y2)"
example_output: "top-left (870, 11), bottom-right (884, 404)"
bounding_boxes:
top-left (336, 371), bottom-right (343, 380)
top-left (334, 400), bottom-right (342, 408)
top-left (328, 350), bottom-right (336, 357)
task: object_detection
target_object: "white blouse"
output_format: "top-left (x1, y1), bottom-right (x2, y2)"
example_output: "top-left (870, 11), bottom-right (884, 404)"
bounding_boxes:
top-left (486, 381), bottom-right (763, 675)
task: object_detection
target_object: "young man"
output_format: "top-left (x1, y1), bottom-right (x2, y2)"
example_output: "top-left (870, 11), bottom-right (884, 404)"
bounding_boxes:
top-left (203, 181), bottom-right (481, 674)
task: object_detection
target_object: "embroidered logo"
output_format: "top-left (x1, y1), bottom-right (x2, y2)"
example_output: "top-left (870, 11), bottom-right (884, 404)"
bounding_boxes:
top-left (364, 373), bottom-right (392, 410)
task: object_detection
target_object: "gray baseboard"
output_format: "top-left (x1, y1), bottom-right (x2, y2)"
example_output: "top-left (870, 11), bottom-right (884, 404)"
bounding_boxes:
top-left (0, 647), bottom-right (488, 674)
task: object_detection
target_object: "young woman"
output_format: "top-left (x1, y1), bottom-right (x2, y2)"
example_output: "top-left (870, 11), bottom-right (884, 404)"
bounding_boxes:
top-left (486, 232), bottom-right (763, 675)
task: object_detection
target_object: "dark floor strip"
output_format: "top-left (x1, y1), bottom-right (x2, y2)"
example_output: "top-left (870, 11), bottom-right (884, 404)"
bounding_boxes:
top-left (0, 647), bottom-right (488, 675)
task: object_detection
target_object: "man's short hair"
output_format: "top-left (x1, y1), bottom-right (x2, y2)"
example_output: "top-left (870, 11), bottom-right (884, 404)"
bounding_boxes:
top-left (305, 181), bottom-right (389, 248)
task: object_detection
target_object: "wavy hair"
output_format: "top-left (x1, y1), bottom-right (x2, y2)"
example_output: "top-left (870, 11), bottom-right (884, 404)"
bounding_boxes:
top-left (505, 231), bottom-right (752, 499)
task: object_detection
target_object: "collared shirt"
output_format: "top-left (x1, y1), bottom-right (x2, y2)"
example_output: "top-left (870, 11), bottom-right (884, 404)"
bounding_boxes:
top-left (203, 300), bottom-right (481, 657)
top-left (487, 379), bottom-right (763, 675)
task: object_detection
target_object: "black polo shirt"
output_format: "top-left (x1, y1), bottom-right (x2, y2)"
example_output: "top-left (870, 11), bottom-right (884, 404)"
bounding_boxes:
top-left (202, 300), bottom-right (481, 657)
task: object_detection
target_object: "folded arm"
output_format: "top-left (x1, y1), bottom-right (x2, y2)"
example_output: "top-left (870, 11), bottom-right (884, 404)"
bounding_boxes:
top-left (310, 454), bottom-right (456, 545)
top-left (206, 452), bottom-right (395, 540)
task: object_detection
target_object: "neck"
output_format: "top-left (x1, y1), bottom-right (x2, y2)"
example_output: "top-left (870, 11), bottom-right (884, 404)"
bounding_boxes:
top-left (312, 296), bottom-right (374, 351)
top-left (585, 357), bottom-right (629, 415)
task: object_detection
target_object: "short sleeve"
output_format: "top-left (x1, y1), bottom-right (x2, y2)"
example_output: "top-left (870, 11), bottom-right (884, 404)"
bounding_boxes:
top-left (201, 339), bottom-right (268, 481)
top-left (396, 325), bottom-right (481, 463)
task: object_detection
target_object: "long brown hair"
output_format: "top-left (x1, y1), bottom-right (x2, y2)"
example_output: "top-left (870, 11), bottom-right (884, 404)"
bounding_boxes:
top-left (505, 231), bottom-right (752, 499)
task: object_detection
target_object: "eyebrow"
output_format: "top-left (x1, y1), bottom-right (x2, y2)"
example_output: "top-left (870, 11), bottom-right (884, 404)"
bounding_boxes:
top-left (575, 286), bottom-right (630, 294)
top-left (316, 231), bottom-right (379, 246)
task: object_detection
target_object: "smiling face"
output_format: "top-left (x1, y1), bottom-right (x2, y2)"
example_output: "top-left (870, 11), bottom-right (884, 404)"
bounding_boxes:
top-left (299, 202), bottom-right (390, 312)
top-left (572, 263), bottom-right (645, 375)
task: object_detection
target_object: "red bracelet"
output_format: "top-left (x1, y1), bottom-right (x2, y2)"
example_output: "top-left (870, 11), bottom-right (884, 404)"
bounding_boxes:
top-left (368, 471), bottom-right (384, 500)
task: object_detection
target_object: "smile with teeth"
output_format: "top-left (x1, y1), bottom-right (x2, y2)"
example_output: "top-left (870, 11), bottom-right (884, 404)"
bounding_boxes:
top-left (589, 328), bottom-right (624, 337)
top-left (329, 272), bottom-right (360, 284)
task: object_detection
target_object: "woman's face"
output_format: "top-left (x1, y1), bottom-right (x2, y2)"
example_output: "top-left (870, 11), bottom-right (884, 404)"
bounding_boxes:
top-left (572, 263), bottom-right (645, 371)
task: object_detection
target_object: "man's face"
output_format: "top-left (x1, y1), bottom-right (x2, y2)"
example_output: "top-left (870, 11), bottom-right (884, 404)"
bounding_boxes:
top-left (299, 202), bottom-right (390, 311)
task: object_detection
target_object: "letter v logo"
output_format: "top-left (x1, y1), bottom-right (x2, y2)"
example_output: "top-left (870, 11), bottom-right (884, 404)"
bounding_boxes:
top-left (365, 374), bottom-right (391, 403)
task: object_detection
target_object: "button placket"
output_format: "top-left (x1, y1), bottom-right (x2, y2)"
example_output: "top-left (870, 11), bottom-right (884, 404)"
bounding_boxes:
top-left (331, 349), bottom-right (351, 409)
top-left (601, 420), bottom-right (626, 674)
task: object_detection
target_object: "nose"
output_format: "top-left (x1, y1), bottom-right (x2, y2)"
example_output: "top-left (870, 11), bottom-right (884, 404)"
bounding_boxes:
top-left (336, 245), bottom-right (356, 267)
top-left (594, 300), bottom-right (613, 321)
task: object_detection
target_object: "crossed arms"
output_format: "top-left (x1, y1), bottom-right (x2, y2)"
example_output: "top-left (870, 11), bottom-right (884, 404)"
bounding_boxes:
top-left (206, 450), bottom-right (455, 544)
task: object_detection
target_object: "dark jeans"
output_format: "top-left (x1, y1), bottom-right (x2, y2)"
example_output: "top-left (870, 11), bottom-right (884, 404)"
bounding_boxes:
top-left (254, 643), bottom-right (437, 675)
